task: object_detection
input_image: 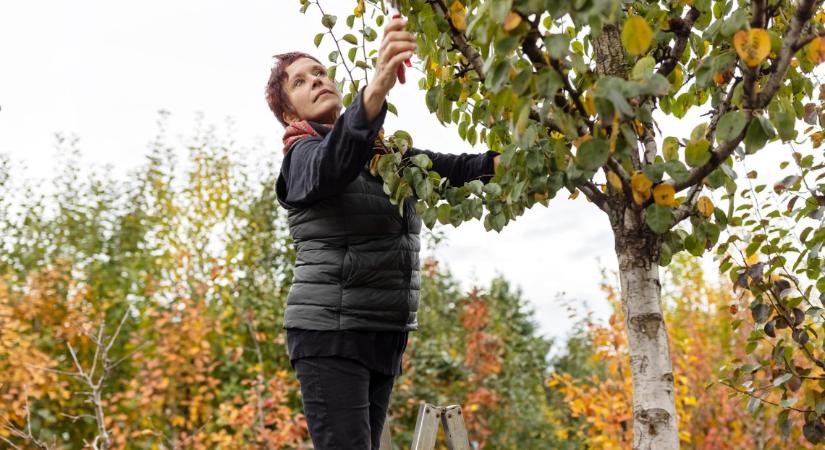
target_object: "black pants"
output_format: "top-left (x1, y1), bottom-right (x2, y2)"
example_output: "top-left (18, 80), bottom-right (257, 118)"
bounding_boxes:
top-left (293, 356), bottom-right (396, 450)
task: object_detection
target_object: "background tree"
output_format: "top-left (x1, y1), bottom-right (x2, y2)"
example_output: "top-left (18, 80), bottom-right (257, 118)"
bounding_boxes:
top-left (547, 254), bottom-right (817, 448)
top-left (0, 117), bottom-right (558, 448)
top-left (302, 0), bottom-right (825, 446)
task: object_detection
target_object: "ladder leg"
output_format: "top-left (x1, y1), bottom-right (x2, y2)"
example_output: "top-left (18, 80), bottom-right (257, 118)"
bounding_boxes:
top-left (440, 405), bottom-right (471, 450)
top-left (379, 414), bottom-right (392, 450)
top-left (410, 402), bottom-right (441, 450)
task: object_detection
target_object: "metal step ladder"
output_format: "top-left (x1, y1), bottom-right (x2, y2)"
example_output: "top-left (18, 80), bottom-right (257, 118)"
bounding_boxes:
top-left (379, 402), bottom-right (471, 450)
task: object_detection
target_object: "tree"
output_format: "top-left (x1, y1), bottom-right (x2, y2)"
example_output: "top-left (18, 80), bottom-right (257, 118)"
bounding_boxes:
top-left (548, 254), bottom-right (816, 448)
top-left (0, 117), bottom-right (560, 448)
top-left (302, 0), bottom-right (825, 446)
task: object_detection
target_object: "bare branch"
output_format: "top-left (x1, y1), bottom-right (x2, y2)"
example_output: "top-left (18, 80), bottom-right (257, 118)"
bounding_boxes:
top-left (672, 184), bottom-right (704, 223)
top-left (578, 182), bottom-right (610, 213)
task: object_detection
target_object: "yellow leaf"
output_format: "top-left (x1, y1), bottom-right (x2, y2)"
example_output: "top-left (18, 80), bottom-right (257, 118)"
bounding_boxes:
top-left (733, 28), bottom-right (771, 67)
top-left (171, 415), bottom-right (186, 427)
top-left (583, 90), bottom-right (596, 116)
top-left (504, 11), bottom-right (522, 31)
top-left (353, 0), bottom-right (364, 17)
top-left (621, 16), bottom-right (653, 56)
top-left (808, 36), bottom-right (825, 64)
top-left (631, 171), bottom-right (652, 205)
top-left (696, 195), bottom-right (714, 218)
top-left (451, 12), bottom-right (467, 31)
top-left (631, 171), bottom-right (653, 194)
top-left (632, 188), bottom-right (649, 205)
top-left (746, 252), bottom-right (760, 266)
top-left (653, 183), bottom-right (677, 207)
top-left (607, 170), bottom-right (623, 191)
top-left (450, 0), bottom-right (464, 12)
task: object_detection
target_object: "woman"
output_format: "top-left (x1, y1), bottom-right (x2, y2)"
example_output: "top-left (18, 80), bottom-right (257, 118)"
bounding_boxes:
top-left (265, 17), bottom-right (500, 450)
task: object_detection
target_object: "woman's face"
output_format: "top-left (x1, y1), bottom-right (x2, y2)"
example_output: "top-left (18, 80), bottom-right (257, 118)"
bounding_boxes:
top-left (282, 57), bottom-right (342, 125)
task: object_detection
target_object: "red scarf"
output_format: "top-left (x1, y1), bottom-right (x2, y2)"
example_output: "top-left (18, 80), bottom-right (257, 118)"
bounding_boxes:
top-left (282, 120), bottom-right (393, 176)
top-left (282, 120), bottom-right (390, 155)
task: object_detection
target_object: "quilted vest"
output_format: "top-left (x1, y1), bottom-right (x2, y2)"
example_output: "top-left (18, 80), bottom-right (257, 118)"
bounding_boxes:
top-left (276, 149), bottom-right (422, 331)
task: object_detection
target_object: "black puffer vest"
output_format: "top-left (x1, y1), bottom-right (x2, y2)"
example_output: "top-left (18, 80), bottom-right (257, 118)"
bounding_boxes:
top-left (276, 151), bottom-right (422, 332)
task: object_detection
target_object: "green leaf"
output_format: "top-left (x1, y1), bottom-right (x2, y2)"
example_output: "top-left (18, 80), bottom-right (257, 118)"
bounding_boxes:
top-left (410, 154), bottom-right (432, 170)
top-left (486, 59), bottom-right (511, 92)
top-left (685, 139), bottom-right (711, 167)
top-left (343, 33), bottom-right (358, 45)
top-left (716, 111), bottom-right (748, 143)
top-left (490, 0), bottom-right (513, 23)
top-left (329, 50), bottom-right (340, 63)
top-left (631, 56), bottom-right (656, 80)
top-left (575, 139), bottom-right (609, 170)
top-left (663, 136), bottom-right (680, 161)
top-left (314, 33), bottom-right (325, 47)
top-left (483, 182), bottom-right (502, 197)
top-left (743, 116), bottom-right (776, 154)
top-left (321, 14), bottom-right (337, 29)
top-left (348, 47), bottom-right (358, 63)
top-left (437, 204), bottom-right (451, 225)
top-left (425, 86), bottom-right (441, 113)
top-left (645, 204), bottom-right (674, 234)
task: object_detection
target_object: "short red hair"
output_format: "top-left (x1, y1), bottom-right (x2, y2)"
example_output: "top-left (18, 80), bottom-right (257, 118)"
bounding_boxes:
top-left (265, 52), bottom-right (323, 127)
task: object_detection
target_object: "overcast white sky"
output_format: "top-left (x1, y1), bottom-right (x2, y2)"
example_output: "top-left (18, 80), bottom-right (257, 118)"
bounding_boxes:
top-left (0, 0), bottom-right (805, 346)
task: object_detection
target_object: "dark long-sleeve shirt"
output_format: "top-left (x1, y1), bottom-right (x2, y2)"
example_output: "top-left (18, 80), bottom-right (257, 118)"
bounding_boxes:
top-left (278, 87), bottom-right (498, 375)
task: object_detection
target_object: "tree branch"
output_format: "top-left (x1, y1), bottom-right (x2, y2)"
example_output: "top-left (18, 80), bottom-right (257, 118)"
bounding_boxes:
top-left (656, 7), bottom-right (700, 78)
top-left (578, 182), bottom-right (610, 213)
top-left (756, 0), bottom-right (820, 108)
top-left (672, 184), bottom-right (704, 223)
top-left (427, 0), bottom-right (485, 80)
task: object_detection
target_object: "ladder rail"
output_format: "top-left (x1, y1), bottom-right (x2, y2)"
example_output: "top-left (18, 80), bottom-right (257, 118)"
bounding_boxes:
top-left (381, 402), bottom-right (472, 450)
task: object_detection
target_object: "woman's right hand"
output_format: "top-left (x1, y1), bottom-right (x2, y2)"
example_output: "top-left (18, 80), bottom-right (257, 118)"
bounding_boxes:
top-left (365, 18), bottom-right (416, 108)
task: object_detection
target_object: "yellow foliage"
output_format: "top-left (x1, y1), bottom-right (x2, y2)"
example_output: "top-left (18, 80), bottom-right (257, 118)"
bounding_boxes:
top-left (449, 1), bottom-right (467, 32)
top-left (808, 36), bottom-right (825, 64)
top-left (503, 11), bottom-right (522, 31)
top-left (733, 28), bottom-right (771, 67)
top-left (621, 16), bottom-right (653, 56)
top-left (697, 195), bottom-right (714, 218)
top-left (653, 183), bottom-right (678, 207)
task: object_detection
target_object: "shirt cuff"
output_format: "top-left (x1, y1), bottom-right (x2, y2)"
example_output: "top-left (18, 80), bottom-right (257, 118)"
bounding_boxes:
top-left (480, 150), bottom-right (499, 183)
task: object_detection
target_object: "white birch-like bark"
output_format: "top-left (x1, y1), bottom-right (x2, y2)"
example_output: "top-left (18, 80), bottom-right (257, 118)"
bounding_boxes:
top-left (614, 208), bottom-right (678, 450)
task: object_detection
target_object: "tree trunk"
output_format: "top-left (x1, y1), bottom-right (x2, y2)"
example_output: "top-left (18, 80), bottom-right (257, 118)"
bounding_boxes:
top-left (613, 207), bottom-right (679, 450)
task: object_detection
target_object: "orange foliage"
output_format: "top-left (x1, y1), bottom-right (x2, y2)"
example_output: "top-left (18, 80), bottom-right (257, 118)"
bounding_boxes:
top-left (546, 256), bottom-right (815, 448)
